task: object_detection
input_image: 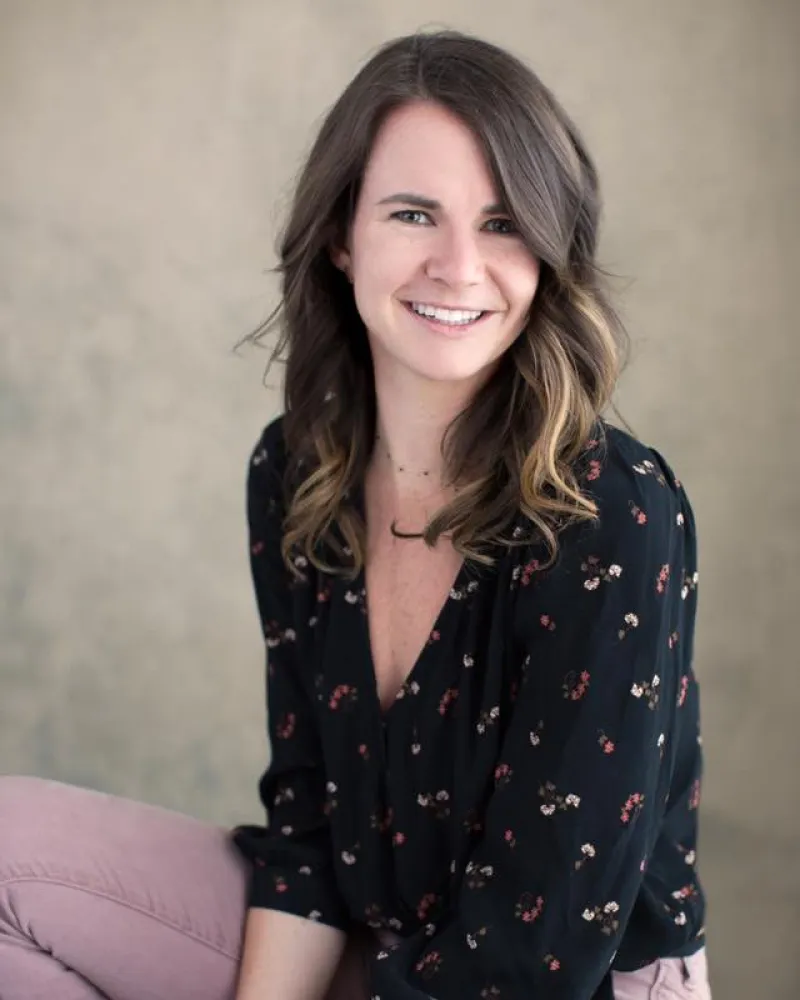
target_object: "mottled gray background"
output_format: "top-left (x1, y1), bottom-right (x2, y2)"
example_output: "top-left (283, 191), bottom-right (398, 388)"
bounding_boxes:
top-left (1, 1), bottom-right (797, 996)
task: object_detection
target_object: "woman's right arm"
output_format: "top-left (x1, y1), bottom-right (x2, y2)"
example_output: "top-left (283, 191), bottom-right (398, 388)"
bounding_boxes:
top-left (233, 420), bottom-right (350, 1000)
top-left (236, 908), bottom-right (346, 1000)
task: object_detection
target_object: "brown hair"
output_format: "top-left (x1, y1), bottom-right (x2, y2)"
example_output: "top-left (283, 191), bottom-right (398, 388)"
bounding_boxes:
top-left (241, 29), bottom-right (630, 579)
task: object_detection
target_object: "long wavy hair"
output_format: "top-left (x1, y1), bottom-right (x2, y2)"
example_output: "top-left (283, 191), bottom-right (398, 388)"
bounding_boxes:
top-left (241, 29), bottom-right (631, 580)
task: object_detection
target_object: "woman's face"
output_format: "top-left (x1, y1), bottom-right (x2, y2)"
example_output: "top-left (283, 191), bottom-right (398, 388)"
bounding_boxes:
top-left (336, 100), bottom-right (541, 389)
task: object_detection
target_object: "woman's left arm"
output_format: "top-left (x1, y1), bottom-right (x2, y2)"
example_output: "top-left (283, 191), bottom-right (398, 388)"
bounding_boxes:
top-left (386, 442), bottom-right (699, 1000)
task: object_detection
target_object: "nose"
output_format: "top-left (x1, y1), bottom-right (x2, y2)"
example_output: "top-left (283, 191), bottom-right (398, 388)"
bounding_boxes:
top-left (425, 225), bottom-right (485, 288)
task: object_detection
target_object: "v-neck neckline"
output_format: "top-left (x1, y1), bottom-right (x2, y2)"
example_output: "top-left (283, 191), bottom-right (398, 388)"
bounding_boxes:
top-left (359, 555), bottom-right (470, 723)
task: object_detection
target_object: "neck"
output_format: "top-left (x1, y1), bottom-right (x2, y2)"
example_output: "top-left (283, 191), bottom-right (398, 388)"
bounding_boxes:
top-left (369, 377), bottom-right (476, 499)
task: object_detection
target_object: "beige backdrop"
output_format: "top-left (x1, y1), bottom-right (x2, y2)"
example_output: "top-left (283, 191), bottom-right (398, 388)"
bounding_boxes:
top-left (1, 1), bottom-right (798, 996)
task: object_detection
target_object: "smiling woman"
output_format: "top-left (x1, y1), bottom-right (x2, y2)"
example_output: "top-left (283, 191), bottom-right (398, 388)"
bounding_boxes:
top-left (0, 27), bottom-right (710, 1000)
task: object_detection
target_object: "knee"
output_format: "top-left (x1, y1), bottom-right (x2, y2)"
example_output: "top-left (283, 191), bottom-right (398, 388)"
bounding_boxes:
top-left (0, 776), bottom-right (69, 857)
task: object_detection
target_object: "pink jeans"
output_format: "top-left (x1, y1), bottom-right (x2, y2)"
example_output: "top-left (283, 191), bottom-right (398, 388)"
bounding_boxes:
top-left (0, 777), bottom-right (710, 999)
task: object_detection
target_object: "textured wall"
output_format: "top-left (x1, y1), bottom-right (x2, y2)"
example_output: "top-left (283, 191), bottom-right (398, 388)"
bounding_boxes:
top-left (1, 1), bottom-right (797, 996)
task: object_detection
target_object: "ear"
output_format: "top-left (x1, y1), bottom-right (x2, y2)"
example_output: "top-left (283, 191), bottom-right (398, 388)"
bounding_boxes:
top-left (330, 245), bottom-right (353, 282)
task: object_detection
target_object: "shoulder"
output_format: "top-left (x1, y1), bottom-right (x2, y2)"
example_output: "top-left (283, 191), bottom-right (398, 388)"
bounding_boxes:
top-left (247, 414), bottom-right (289, 520)
top-left (515, 421), bottom-right (694, 587)
top-left (249, 414), bottom-right (287, 472)
top-left (579, 419), bottom-right (692, 540)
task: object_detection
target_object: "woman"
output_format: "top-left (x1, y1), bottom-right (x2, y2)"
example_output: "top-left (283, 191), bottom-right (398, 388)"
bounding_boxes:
top-left (0, 29), bottom-right (709, 1000)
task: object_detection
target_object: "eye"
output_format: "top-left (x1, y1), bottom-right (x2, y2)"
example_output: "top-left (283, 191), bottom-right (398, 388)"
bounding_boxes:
top-left (390, 209), bottom-right (433, 226)
top-left (484, 217), bottom-right (518, 235)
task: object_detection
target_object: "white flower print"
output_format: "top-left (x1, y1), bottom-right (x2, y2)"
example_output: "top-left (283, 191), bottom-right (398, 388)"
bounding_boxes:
top-left (584, 577), bottom-right (600, 591)
top-left (608, 564), bottom-right (622, 578)
top-left (674, 912), bottom-right (687, 926)
top-left (341, 851), bottom-right (357, 865)
top-left (541, 804), bottom-right (556, 816)
top-left (280, 825), bottom-right (293, 835)
top-left (344, 590), bottom-right (360, 604)
top-left (583, 909), bottom-right (595, 921)
top-left (603, 901), bottom-right (619, 914)
top-left (685, 850), bottom-right (696, 866)
top-left (581, 843), bottom-right (596, 858)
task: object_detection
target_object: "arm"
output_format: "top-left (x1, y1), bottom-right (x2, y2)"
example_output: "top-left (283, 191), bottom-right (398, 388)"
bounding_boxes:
top-left (373, 440), bottom-right (698, 1000)
top-left (233, 420), bottom-right (349, 1000)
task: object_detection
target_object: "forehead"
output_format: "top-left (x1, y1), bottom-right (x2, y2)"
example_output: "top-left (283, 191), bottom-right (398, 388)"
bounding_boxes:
top-left (360, 101), bottom-right (499, 204)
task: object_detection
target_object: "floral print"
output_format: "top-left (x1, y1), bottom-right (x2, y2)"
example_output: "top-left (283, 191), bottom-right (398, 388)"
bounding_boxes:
top-left (232, 417), bottom-right (707, 1000)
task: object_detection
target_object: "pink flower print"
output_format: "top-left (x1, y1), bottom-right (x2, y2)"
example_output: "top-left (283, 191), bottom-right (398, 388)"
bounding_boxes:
top-left (438, 688), bottom-right (459, 716)
top-left (251, 540), bottom-right (264, 556)
top-left (494, 763), bottom-right (513, 788)
top-left (504, 829), bottom-right (517, 849)
top-left (393, 831), bottom-right (406, 846)
top-left (671, 883), bottom-right (698, 902)
top-left (629, 502), bottom-right (648, 525)
top-left (276, 713), bottom-right (296, 740)
top-left (678, 675), bottom-right (689, 706)
top-left (621, 792), bottom-right (645, 825)
top-left (328, 684), bottom-right (358, 711)
top-left (428, 629), bottom-right (441, 644)
top-left (586, 459), bottom-right (602, 481)
top-left (275, 876), bottom-right (288, 893)
top-left (689, 778), bottom-right (702, 810)
top-left (415, 950), bottom-right (442, 979)
top-left (316, 587), bottom-right (330, 603)
top-left (514, 893), bottom-right (544, 923)
top-left (358, 743), bottom-right (369, 760)
top-left (598, 731), bottom-right (616, 754)
top-left (520, 558), bottom-right (541, 586)
top-left (540, 613), bottom-right (556, 631)
top-left (544, 955), bottom-right (561, 971)
top-left (416, 893), bottom-right (439, 922)
top-left (656, 563), bottom-right (671, 594)
top-left (563, 669), bottom-right (590, 701)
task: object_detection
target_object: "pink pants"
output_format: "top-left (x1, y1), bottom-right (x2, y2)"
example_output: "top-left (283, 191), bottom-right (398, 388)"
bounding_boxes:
top-left (0, 777), bottom-right (711, 999)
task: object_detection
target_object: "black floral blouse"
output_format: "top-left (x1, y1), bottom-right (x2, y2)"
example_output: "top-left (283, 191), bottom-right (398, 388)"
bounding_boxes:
top-left (233, 415), bottom-right (707, 1000)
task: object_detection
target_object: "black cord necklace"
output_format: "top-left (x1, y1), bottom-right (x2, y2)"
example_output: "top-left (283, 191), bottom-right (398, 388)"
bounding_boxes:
top-left (390, 520), bottom-right (425, 540)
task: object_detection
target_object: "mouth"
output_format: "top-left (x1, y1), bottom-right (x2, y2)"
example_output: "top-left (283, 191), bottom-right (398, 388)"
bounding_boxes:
top-left (403, 301), bottom-right (493, 335)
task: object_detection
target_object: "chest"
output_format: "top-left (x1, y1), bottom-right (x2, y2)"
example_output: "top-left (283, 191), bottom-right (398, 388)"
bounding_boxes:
top-left (364, 533), bottom-right (464, 714)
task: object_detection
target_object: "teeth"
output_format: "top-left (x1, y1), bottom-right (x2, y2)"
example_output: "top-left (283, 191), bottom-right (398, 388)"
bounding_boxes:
top-left (410, 302), bottom-right (483, 325)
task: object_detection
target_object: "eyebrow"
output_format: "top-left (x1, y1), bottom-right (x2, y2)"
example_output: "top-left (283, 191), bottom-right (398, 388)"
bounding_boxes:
top-left (376, 192), bottom-right (507, 215)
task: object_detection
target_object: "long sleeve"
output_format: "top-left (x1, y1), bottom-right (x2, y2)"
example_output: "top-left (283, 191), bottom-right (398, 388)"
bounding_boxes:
top-left (232, 419), bottom-right (351, 931)
top-left (374, 438), bottom-right (699, 999)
